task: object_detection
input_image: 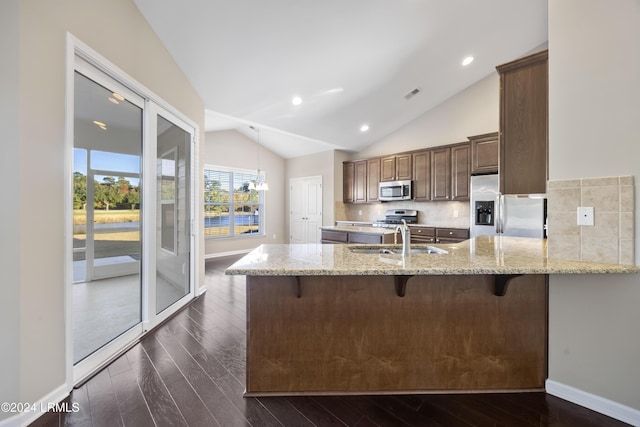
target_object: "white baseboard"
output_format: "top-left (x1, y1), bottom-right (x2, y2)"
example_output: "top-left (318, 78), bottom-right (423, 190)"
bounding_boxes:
top-left (205, 249), bottom-right (252, 260)
top-left (0, 383), bottom-right (70, 427)
top-left (546, 379), bottom-right (640, 426)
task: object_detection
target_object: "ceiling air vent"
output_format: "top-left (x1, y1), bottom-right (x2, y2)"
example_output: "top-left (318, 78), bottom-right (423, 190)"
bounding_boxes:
top-left (404, 88), bottom-right (420, 100)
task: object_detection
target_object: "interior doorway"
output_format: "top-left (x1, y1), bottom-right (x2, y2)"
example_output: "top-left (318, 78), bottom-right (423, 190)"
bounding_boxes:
top-left (290, 176), bottom-right (322, 243)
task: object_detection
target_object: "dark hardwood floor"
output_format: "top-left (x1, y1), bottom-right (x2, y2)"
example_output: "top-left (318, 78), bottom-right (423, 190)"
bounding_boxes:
top-left (32, 255), bottom-right (630, 427)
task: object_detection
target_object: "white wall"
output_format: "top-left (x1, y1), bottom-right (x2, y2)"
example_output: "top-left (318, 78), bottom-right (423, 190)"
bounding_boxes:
top-left (356, 72), bottom-right (500, 159)
top-left (2, 0), bottom-right (205, 419)
top-left (204, 130), bottom-right (286, 256)
top-left (0, 0), bottom-right (21, 411)
top-left (285, 150), bottom-right (339, 235)
top-left (548, 0), bottom-right (640, 413)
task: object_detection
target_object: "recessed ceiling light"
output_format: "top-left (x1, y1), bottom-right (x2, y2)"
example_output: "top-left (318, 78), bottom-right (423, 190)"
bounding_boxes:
top-left (360, 124), bottom-right (370, 133)
top-left (291, 96), bottom-right (302, 106)
top-left (462, 56), bottom-right (474, 66)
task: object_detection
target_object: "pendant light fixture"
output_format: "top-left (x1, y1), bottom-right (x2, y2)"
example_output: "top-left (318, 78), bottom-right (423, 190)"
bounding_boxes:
top-left (249, 126), bottom-right (268, 191)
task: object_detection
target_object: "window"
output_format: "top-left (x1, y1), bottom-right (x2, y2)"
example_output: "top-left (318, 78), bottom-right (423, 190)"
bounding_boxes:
top-left (204, 166), bottom-right (264, 238)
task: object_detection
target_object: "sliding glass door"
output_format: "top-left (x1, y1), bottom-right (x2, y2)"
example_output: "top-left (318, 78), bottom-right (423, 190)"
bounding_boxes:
top-left (70, 53), bottom-right (196, 382)
top-left (156, 115), bottom-right (191, 314)
top-left (72, 69), bottom-right (143, 365)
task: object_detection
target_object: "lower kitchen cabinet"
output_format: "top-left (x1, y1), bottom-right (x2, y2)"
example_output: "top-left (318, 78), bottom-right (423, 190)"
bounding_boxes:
top-left (410, 226), bottom-right (469, 244)
top-left (409, 226), bottom-right (436, 243)
top-left (348, 232), bottom-right (395, 244)
top-left (436, 228), bottom-right (470, 244)
top-left (321, 229), bottom-right (395, 244)
top-left (321, 229), bottom-right (348, 244)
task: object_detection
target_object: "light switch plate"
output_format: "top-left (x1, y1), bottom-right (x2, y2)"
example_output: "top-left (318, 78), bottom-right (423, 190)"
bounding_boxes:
top-left (577, 207), bottom-right (595, 226)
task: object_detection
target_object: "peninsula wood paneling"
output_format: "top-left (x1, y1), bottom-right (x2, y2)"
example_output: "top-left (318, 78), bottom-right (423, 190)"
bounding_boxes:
top-left (246, 274), bottom-right (548, 395)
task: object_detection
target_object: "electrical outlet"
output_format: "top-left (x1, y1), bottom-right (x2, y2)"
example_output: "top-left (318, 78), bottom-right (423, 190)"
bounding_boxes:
top-left (577, 207), bottom-right (594, 226)
top-left (453, 210), bottom-right (459, 218)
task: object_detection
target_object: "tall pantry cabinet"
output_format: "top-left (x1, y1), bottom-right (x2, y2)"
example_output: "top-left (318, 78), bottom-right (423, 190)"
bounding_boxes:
top-left (496, 49), bottom-right (548, 195)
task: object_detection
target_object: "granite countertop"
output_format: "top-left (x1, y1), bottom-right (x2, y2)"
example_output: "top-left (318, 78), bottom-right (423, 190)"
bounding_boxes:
top-left (225, 236), bottom-right (640, 276)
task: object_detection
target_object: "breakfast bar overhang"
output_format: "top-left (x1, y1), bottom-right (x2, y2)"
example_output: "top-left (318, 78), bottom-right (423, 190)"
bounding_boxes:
top-left (225, 236), bottom-right (638, 396)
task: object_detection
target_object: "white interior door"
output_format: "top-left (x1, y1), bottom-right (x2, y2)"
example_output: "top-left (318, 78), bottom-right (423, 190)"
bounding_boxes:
top-left (290, 176), bottom-right (322, 243)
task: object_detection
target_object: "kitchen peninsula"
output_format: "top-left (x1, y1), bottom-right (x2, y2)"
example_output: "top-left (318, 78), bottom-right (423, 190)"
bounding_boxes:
top-left (225, 236), bottom-right (638, 396)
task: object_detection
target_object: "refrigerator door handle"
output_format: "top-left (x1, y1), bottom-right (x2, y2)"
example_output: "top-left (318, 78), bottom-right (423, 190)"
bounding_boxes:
top-left (497, 194), bottom-right (504, 234)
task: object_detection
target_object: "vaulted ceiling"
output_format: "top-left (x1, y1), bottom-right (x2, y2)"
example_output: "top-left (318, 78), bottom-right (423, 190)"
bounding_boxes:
top-left (133, 0), bottom-right (548, 158)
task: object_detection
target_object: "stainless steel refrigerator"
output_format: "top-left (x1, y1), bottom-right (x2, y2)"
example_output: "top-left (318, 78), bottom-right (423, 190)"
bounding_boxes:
top-left (470, 174), bottom-right (547, 238)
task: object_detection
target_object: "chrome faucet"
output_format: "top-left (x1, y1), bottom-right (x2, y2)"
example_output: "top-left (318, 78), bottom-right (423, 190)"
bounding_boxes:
top-left (396, 219), bottom-right (411, 256)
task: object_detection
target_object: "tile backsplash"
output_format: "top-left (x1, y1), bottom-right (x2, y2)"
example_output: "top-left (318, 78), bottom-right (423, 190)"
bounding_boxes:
top-left (336, 200), bottom-right (471, 229)
top-left (547, 176), bottom-right (635, 265)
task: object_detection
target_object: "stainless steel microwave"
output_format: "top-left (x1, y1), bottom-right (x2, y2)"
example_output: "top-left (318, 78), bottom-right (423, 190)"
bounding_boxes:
top-left (379, 180), bottom-right (412, 201)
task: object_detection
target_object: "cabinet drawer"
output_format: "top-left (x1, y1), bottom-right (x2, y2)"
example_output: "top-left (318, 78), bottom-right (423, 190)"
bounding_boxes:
top-left (321, 230), bottom-right (348, 243)
top-left (410, 227), bottom-right (435, 244)
top-left (409, 227), bottom-right (435, 237)
top-left (411, 235), bottom-right (436, 244)
top-left (348, 232), bottom-right (383, 244)
top-left (436, 228), bottom-right (469, 241)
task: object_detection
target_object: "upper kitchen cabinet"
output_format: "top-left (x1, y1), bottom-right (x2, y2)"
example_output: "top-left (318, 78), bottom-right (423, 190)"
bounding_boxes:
top-left (380, 154), bottom-right (412, 182)
top-left (451, 143), bottom-right (470, 200)
top-left (497, 50), bottom-right (548, 195)
top-left (431, 143), bottom-right (470, 201)
top-left (343, 161), bottom-right (354, 203)
top-left (366, 157), bottom-right (381, 202)
top-left (469, 132), bottom-right (499, 175)
top-left (430, 147), bottom-right (451, 200)
top-left (412, 150), bottom-right (431, 201)
top-left (343, 160), bottom-right (367, 203)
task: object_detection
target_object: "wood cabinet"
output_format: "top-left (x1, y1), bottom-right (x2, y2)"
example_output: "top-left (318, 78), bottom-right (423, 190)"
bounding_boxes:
top-left (381, 154), bottom-right (412, 182)
top-left (469, 132), bottom-right (499, 175)
top-left (409, 226), bottom-right (435, 243)
top-left (321, 229), bottom-right (348, 244)
top-left (410, 226), bottom-right (469, 244)
top-left (353, 160), bottom-right (367, 203)
top-left (344, 143), bottom-right (471, 204)
top-left (343, 160), bottom-right (368, 203)
top-left (451, 143), bottom-right (470, 201)
top-left (343, 159), bottom-right (380, 203)
top-left (348, 232), bottom-right (395, 244)
top-left (431, 147), bottom-right (451, 201)
top-left (321, 228), bottom-right (395, 244)
top-left (435, 227), bottom-right (470, 244)
top-left (366, 158), bottom-right (380, 202)
top-left (431, 143), bottom-right (470, 201)
top-left (497, 50), bottom-right (548, 194)
top-left (412, 150), bottom-right (431, 201)
top-left (343, 162), bottom-right (354, 203)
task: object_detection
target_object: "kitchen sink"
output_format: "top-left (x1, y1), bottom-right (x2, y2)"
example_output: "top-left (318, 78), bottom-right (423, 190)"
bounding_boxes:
top-left (348, 246), bottom-right (448, 255)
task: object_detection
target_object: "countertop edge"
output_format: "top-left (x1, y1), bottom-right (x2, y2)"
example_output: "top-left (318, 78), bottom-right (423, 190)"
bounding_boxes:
top-left (224, 237), bottom-right (640, 276)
